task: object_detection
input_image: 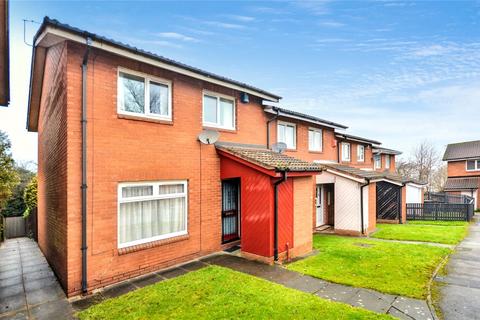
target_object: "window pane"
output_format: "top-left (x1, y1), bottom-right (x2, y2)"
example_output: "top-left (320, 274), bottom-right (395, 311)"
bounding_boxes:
top-left (149, 81), bottom-right (169, 116)
top-left (219, 98), bottom-right (234, 128)
top-left (159, 184), bottom-right (184, 194)
top-left (467, 160), bottom-right (476, 170)
top-left (118, 197), bottom-right (186, 245)
top-left (203, 95), bottom-right (218, 124)
top-left (285, 126), bottom-right (295, 148)
top-left (119, 72), bottom-right (145, 113)
top-left (278, 124), bottom-right (286, 143)
top-left (122, 186), bottom-right (153, 198)
top-left (309, 130), bottom-right (321, 151)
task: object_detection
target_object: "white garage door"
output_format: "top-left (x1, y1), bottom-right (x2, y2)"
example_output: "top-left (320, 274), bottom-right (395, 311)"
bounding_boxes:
top-left (406, 184), bottom-right (422, 203)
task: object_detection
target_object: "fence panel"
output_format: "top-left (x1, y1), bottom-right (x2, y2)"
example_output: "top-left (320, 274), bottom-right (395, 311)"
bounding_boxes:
top-left (4, 216), bottom-right (26, 238)
top-left (407, 203), bottom-right (474, 221)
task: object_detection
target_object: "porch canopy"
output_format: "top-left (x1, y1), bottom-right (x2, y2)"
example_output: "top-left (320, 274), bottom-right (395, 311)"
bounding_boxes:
top-left (216, 142), bottom-right (321, 263)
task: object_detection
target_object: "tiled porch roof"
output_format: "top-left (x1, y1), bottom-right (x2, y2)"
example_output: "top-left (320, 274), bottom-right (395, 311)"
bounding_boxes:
top-left (322, 163), bottom-right (404, 183)
top-left (444, 177), bottom-right (480, 190)
top-left (215, 142), bottom-right (323, 172)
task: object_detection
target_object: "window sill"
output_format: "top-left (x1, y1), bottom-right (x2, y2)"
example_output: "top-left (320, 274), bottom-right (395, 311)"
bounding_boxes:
top-left (118, 234), bottom-right (189, 255)
top-left (202, 125), bottom-right (236, 133)
top-left (309, 150), bottom-right (324, 154)
top-left (118, 113), bottom-right (174, 125)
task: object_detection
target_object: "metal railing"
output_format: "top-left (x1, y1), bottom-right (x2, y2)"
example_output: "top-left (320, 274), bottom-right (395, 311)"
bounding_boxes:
top-left (424, 192), bottom-right (474, 204)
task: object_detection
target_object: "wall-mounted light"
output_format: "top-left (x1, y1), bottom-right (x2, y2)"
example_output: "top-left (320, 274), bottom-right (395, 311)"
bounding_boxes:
top-left (240, 92), bottom-right (249, 103)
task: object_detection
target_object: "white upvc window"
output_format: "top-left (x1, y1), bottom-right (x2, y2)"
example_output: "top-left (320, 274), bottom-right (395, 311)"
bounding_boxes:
top-left (277, 121), bottom-right (296, 149)
top-left (202, 92), bottom-right (235, 130)
top-left (357, 145), bottom-right (365, 162)
top-left (117, 68), bottom-right (172, 121)
top-left (117, 180), bottom-right (188, 248)
top-left (385, 155), bottom-right (391, 169)
top-left (341, 142), bottom-right (351, 161)
top-left (374, 154), bottom-right (381, 169)
top-left (466, 159), bottom-right (480, 171)
top-left (308, 128), bottom-right (323, 152)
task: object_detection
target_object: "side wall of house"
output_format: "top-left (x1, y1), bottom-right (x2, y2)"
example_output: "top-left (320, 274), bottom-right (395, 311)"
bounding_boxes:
top-left (63, 41), bottom-right (272, 295)
top-left (37, 42), bottom-right (69, 290)
top-left (448, 160), bottom-right (480, 177)
top-left (367, 182), bottom-right (377, 233)
top-left (292, 176), bottom-right (314, 257)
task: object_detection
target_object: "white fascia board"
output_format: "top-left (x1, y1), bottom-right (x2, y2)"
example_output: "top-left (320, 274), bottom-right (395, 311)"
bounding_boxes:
top-left (264, 108), bottom-right (346, 130)
top-left (324, 169), bottom-right (367, 184)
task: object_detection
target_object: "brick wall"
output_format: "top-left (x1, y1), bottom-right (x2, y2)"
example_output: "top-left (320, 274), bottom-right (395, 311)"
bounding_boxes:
top-left (37, 42), bottom-right (69, 290)
top-left (447, 160), bottom-right (480, 177)
top-left (292, 176), bottom-right (314, 257)
top-left (367, 182), bottom-right (377, 233)
top-left (337, 140), bottom-right (374, 169)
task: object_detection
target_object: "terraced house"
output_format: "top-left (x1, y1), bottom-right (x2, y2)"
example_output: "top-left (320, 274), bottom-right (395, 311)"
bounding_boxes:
top-left (27, 17), bottom-right (419, 297)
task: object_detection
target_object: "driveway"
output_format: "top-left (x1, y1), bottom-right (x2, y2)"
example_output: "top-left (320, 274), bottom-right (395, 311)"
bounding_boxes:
top-left (436, 215), bottom-right (480, 319)
top-left (0, 238), bottom-right (73, 319)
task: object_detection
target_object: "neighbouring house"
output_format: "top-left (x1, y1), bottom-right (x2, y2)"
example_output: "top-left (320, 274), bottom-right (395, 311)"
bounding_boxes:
top-left (443, 140), bottom-right (480, 209)
top-left (27, 17), bottom-right (320, 297)
top-left (0, 0), bottom-right (9, 106)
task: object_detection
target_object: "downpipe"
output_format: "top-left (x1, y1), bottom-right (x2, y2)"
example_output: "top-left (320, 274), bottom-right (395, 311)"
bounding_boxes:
top-left (273, 171), bottom-right (288, 261)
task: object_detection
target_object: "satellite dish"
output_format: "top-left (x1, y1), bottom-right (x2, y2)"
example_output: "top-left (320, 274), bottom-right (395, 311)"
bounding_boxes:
top-left (198, 130), bottom-right (219, 145)
top-left (271, 142), bottom-right (287, 153)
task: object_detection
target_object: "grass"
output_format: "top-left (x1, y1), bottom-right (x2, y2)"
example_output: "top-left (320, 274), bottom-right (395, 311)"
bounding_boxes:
top-left (286, 235), bottom-right (451, 299)
top-left (78, 265), bottom-right (393, 320)
top-left (407, 220), bottom-right (469, 227)
top-left (371, 223), bottom-right (468, 245)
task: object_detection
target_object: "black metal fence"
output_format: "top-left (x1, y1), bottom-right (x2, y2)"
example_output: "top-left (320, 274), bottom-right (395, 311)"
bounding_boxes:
top-left (407, 203), bottom-right (474, 221)
top-left (424, 192), bottom-right (473, 204)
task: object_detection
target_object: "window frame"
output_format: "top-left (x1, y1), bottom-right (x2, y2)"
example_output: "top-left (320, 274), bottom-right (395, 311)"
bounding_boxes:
top-left (374, 154), bottom-right (382, 169)
top-left (308, 128), bottom-right (323, 152)
top-left (341, 142), bottom-right (351, 162)
top-left (202, 90), bottom-right (236, 130)
top-left (385, 155), bottom-right (391, 169)
top-left (357, 145), bottom-right (365, 162)
top-left (277, 121), bottom-right (297, 150)
top-left (117, 67), bottom-right (173, 121)
top-left (466, 159), bottom-right (480, 172)
top-left (117, 180), bottom-right (188, 249)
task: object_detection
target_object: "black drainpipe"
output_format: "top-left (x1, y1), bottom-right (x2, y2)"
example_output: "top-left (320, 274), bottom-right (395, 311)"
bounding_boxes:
top-left (81, 37), bottom-right (92, 294)
top-left (273, 170), bottom-right (288, 261)
top-left (360, 179), bottom-right (370, 235)
top-left (266, 108), bottom-right (280, 149)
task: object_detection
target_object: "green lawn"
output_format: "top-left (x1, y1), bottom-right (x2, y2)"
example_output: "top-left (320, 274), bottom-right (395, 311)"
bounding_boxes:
top-left (78, 265), bottom-right (392, 320)
top-left (407, 220), bottom-right (469, 227)
top-left (286, 235), bottom-right (450, 299)
top-left (371, 222), bottom-right (468, 244)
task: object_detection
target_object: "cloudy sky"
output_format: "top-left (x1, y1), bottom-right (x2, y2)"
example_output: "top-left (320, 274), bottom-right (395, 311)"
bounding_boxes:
top-left (2, 0), bottom-right (480, 164)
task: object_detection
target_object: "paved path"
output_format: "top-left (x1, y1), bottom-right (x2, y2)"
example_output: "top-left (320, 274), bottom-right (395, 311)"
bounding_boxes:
top-left (436, 216), bottom-right (480, 319)
top-left (203, 254), bottom-right (434, 320)
top-left (0, 238), bottom-right (73, 320)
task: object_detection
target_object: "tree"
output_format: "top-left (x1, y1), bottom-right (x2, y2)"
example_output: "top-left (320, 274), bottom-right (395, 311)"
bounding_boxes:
top-left (23, 176), bottom-right (37, 218)
top-left (0, 131), bottom-right (19, 212)
top-left (1, 163), bottom-right (35, 217)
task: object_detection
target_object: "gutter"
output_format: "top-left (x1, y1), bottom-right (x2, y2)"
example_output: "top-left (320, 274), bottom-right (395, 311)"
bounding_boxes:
top-left (81, 36), bottom-right (92, 294)
top-left (266, 108), bottom-right (280, 149)
top-left (273, 170), bottom-right (288, 261)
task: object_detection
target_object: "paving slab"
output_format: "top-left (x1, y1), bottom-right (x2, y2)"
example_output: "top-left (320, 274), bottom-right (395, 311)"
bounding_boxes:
top-left (436, 216), bottom-right (480, 319)
top-left (392, 296), bottom-right (432, 320)
top-left (0, 238), bottom-right (73, 320)
top-left (347, 289), bottom-right (396, 314)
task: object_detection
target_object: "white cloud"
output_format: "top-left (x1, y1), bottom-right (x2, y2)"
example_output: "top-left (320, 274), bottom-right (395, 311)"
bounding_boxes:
top-left (318, 21), bottom-right (345, 28)
top-left (156, 32), bottom-right (199, 42)
top-left (225, 15), bottom-right (255, 22)
top-left (204, 20), bottom-right (246, 30)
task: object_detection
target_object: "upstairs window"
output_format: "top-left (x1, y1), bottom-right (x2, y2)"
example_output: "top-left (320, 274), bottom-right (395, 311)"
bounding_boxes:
top-left (466, 159), bottom-right (480, 171)
top-left (118, 69), bottom-right (171, 120)
top-left (277, 121), bottom-right (296, 149)
top-left (308, 128), bottom-right (323, 152)
top-left (374, 154), bottom-right (381, 169)
top-left (203, 92), bottom-right (235, 130)
top-left (385, 155), bottom-right (391, 169)
top-left (341, 142), bottom-right (351, 161)
top-left (357, 145), bottom-right (365, 162)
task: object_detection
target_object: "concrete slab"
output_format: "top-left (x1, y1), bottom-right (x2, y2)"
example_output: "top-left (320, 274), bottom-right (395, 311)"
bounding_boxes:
top-left (102, 281), bottom-right (138, 299)
top-left (29, 299), bottom-right (74, 320)
top-left (387, 306), bottom-right (415, 320)
top-left (392, 296), bottom-right (433, 320)
top-left (439, 284), bottom-right (480, 320)
top-left (346, 289), bottom-right (396, 314)
top-left (180, 261), bottom-right (207, 272)
top-left (158, 267), bottom-right (188, 279)
top-left (281, 275), bottom-right (328, 293)
top-left (315, 282), bottom-right (359, 302)
top-left (130, 273), bottom-right (164, 288)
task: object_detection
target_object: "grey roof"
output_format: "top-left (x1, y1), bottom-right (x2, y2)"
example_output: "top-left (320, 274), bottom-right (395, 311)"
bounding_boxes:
top-left (335, 133), bottom-right (381, 145)
top-left (373, 147), bottom-right (402, 155)
top-left (323, 163), bottom-right (404, 183)
top-left (444, 177), bottom-right (480, 190)
top-left (264, 106), bottom-right (348, 129)
top-left (36, 17), bottom-right (281, 101)
top-left (443, 140), bottom-right (480, 161)
top-left (215, 142), bottom-right (323, 172)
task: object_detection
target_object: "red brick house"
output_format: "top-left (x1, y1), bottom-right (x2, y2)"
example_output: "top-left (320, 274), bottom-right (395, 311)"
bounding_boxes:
top-left (27, 18), bottom-right (323, 297)
top-left (443, 140), bottom-right (480, 209)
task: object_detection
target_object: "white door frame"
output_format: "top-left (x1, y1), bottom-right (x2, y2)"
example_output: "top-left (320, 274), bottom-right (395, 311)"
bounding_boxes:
top-left (316, 184), bottom-right (324, 226)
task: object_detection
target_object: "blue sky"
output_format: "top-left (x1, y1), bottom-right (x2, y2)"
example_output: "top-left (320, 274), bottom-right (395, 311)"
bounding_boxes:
top-left (2, 0), bottom-right (480, 164)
